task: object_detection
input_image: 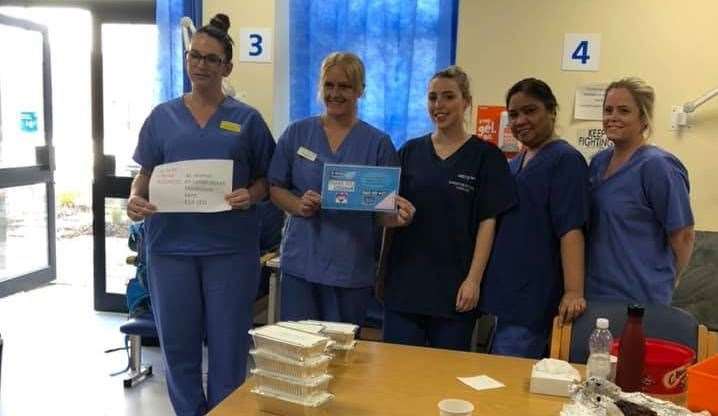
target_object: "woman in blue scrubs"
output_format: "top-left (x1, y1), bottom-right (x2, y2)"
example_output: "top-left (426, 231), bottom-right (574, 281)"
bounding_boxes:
top-left (381, 66), bottom-right (516, 351)
top-left (481, 78), bottom-right (589, 358)
top-left (126, 14), bottom-right (275, 416)
top-left (268, 52), bottom-right (414, 326)
top-left (586, 78), bottom-right (694, 304)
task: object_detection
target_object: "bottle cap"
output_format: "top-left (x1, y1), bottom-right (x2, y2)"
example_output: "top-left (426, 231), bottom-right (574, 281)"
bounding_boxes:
top-left (627, 304), bottom-right (645, 317)
top-left (596, 318), bottom-right (609, 329)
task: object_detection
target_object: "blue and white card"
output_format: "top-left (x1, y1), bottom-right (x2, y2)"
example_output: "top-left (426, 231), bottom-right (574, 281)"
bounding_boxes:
top-left (321, 163), bottom-right (401, 212)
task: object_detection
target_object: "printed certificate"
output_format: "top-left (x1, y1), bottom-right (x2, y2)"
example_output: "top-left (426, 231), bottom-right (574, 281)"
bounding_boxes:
top-left (321, 163), bottom-right (400, 212)
top-left (149, 159), bottom-right (233, 213)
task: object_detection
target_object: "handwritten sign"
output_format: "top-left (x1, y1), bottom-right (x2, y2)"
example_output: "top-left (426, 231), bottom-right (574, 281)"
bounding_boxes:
top-left (149, 159), bottom-right (233, 213)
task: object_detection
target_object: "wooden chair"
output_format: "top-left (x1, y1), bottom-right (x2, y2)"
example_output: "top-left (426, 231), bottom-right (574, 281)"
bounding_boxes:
top-left (549, 302), bottom-right (717, 363)
top-left (697, 325), bottom-right (718, 361)
top-left (549, 316), bottom-right (572, 362)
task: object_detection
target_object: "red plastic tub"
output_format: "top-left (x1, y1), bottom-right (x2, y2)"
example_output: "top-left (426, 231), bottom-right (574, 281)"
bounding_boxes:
top-left (611, 338), bottom-right (696, 394)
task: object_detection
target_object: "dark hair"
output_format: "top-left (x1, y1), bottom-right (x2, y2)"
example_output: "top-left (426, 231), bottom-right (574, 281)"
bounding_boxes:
top-left (505, 78), bottom-right (558, 115)
top-left (196, 14), bottom-right (234, 62)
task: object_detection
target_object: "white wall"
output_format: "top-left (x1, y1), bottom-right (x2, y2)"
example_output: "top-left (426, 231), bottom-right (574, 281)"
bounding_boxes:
top-left (203, 0), bottom-right (277, 130)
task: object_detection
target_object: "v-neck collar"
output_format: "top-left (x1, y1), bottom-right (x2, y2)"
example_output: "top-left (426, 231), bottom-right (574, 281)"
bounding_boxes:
top-left (427, 134), bottom-right (472, 166)
top-left (180, 95), bottom-right (228, 129)
top-left (515, 139), bottom-right (563, 175)
top-left (317, 116), bottom-right (359, 157)
top-left (596, 145), bottom-right (650, 185)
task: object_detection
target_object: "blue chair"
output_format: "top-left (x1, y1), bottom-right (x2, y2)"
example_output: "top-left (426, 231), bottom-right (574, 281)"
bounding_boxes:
top-left (112, 223), bottom-right (156, 388)
top-left (118, 310), bottom-right (156, 387)
top-left (550, 301), bottom-right (708, 364)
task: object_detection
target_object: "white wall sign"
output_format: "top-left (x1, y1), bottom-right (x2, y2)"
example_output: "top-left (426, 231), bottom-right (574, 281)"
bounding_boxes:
top-left (562, 33), bottom-right (601, 71)
top-left (239, 28), bottom-right (273, 63)
top-left (574, 83), bottom-right (608, 120)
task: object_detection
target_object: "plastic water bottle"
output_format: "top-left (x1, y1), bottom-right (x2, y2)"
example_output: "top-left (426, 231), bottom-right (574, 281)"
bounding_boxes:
top-left (586, 318), bottom-right (613, 380)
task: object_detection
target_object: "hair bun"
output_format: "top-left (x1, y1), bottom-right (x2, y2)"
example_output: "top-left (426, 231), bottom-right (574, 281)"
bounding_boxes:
top-left (209, 13), bottom-right (230, 32)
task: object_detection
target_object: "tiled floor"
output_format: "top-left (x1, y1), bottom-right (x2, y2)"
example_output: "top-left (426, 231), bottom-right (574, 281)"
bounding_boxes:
top-left (0, 284), bottom-right (174, 416)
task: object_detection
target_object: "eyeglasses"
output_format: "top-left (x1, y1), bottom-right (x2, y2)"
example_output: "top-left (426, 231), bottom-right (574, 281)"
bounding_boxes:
top-left (186, 50), bottom-right (225, 67)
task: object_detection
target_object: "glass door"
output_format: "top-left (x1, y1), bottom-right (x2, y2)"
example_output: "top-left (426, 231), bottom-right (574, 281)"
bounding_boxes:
top-left (92, 10), bottom-right (156, 312)
top-left (0, 14), bottom-right (56, 296)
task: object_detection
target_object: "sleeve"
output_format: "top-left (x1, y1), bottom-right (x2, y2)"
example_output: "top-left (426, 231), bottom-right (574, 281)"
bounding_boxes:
top-left (475, 145), bottom-right (517, 221)
top-left (267, 124), bottom-right (295, 188)
top-left (641, 155), bottom-right (694, 232)
top-left (549, 150), bottom-right (590, 238)
top-left (377, 134), bottom-right (399, 167)
top-left (132, 108), bottom-right (162, 171)
top-left (248, 110), bottom-right (276, 179)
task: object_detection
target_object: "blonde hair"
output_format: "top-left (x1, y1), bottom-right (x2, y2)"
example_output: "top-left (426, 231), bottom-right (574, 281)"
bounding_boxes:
top-left (430, 65), bottom-right (472, 104)
top-left (316, 52), bottom-right (365, 102)
top-left (604, 77), bottom-right (655, 138)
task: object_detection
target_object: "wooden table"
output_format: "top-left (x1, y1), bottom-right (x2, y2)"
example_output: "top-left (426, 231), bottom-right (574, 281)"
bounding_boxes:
top-left (210, 341), bottom-right (573, 415)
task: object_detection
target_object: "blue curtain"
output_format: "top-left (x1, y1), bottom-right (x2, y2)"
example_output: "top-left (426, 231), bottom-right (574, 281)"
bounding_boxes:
top-left (290, 0), bottom-right (458, 148)
top-left (156, 0), bottom-right (202, 103)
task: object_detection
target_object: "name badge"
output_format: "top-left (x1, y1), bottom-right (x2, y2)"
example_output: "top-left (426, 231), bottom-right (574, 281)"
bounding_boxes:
top-left (297, 146), bottom-right (318, 162)
top-left (219, 120), bottom-right (242, 133)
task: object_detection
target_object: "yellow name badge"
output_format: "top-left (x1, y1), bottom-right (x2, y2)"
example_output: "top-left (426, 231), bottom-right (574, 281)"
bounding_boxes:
top-left (219, 120), bottom-right (242, 133)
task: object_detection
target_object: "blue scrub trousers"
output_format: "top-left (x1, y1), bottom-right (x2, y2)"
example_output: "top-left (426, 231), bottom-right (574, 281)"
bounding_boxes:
top-left (147, 252), bottom-right (260, 416)
top-left (280, 273), bottom-right (372, 327)
top-left (382, 308), bottom-right (475, 351)
top-left (490, 322), bottom-right (548, 359)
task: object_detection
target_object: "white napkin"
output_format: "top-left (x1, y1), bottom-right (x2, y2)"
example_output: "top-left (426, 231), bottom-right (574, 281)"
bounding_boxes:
top-left (457, 375), bottom-right (505, 391)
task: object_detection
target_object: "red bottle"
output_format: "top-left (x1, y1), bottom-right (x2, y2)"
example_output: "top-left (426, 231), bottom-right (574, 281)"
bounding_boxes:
top-left (615, 304), bottom-right (646, 392)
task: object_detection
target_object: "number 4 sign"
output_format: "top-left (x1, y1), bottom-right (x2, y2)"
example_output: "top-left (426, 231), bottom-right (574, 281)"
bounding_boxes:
top-left (562, 33), bottom-right (601, 71)
top-left (239, 28), bottom-right (273, 63)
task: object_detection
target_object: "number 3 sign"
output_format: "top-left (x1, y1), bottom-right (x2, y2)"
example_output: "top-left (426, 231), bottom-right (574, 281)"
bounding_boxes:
top-left (239, 28), bottom-right (273, 63)
top-left (562, 33), bottom-right (601, 71)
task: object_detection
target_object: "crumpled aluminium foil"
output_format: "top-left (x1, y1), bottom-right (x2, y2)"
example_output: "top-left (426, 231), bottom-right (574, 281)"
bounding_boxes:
top-left (560, 377), bottom-right (711, 416)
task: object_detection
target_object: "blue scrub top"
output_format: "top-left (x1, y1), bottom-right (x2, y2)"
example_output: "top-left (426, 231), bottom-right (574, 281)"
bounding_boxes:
top-left (267, 116), bottom-right (397, 288)
top-left (586, 145), bottom-right (693, 305)
top-left (481, 139), bottom-right (589, 331)
top-left (133, 96), bottom-right (275, 255)
top-left (384, 135), bottom-right (516, 319)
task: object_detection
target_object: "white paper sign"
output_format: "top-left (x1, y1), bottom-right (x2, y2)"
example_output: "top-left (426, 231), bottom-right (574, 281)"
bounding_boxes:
top-left (239, 28), bottom-right (273, 63)
top-left (562, 33), bottom-right (601, 71)
top-left (574, 83), bottom-right (608, 121)
top-left (149, 159), bottom-right (233, 213)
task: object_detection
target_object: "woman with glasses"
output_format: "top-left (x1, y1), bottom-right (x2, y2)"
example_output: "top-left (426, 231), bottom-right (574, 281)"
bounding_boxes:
top-left (380, 66), bottom-right (515, 351)
top-left (480, 78), bottom-right (589, 358)
top-left (127, 14), bottom-right (275, 416)
top-left (268, 52), bottom-right (414, 326)
top-left (586, 78), bottom-right (694, 304)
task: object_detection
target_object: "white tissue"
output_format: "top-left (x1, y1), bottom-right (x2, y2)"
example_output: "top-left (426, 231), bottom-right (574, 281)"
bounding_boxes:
top-left (533, 358), bottom-right (581, 379)
top-left (530, 359), bottom-right (581, 397)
